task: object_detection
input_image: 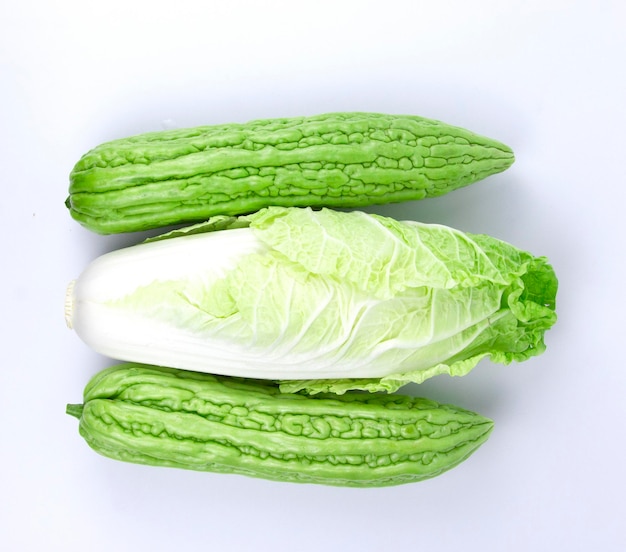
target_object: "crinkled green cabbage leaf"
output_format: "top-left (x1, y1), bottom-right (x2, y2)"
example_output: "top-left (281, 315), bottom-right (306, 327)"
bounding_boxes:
top-left (253, 208), bottom-right (556, 393)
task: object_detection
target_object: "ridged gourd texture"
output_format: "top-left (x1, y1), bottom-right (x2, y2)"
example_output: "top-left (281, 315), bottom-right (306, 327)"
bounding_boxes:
top-left (66, 364), bottom-right (494, 487)
top-left (67, 112), bottom-right (515, 234)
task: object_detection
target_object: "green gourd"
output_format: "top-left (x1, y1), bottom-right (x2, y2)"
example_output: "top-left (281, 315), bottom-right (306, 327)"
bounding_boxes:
top-left (66, 112), bottom-right (514, 234)
top-left (66, 363), bottom-right (494, 487)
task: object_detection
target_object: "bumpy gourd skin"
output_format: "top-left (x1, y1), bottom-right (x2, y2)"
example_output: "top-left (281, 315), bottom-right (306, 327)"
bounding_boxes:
top-left (67, 364), bottom-right (494, 487)
top-left (67, 112), bottom-right (514, 234)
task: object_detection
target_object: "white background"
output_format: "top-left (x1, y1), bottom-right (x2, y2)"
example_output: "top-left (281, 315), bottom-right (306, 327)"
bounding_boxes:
top-left (1, 1), bottom-right (624, 550)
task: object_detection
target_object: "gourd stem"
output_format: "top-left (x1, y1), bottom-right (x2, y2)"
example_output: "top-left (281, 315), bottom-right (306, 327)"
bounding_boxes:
top-left (66, 403), bottom-right (84, 419)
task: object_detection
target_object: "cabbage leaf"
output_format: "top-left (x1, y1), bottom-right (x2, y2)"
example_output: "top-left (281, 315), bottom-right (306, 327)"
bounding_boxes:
top-left (70, 207), bottom-right (557, 394)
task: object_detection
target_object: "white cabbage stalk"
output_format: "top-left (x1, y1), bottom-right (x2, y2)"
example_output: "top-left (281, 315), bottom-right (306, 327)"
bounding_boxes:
top-left (65, 207), bottom-right (557, 393)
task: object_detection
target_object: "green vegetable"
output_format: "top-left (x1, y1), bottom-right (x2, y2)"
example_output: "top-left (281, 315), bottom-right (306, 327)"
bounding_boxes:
top-left (66, 112), bottom-right (515, 234)
top-left (65, 207), bottom-right (557, 393)
top-left (66, 363), bottom-right (494, 487)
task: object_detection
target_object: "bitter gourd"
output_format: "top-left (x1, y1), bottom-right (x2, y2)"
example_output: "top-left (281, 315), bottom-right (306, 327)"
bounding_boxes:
top-left (66, 112), bottom-right (515, 234)
top-left (66, 363), bottom-right (494, 487)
